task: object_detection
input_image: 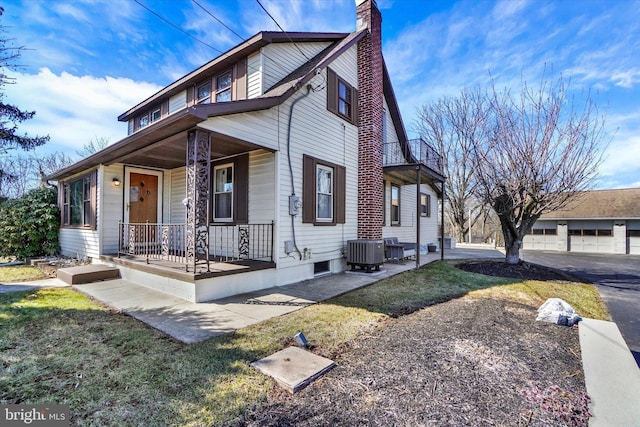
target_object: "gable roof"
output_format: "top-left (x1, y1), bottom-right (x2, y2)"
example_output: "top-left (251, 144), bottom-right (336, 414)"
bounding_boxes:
top-left (118, 31), bottom-right (350, 122)
top-left (47, 28), bottom-right (412, 181)
top-left (540, 188), bottom-right (640, 219)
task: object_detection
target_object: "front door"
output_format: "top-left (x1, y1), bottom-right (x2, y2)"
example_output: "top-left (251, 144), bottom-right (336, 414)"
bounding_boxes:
top-left (128, 172), bottom-right (159, 224)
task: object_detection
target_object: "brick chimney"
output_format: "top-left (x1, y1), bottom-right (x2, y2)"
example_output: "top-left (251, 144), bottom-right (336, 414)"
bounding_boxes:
top-left (356, 0), bottom-right (384, 239)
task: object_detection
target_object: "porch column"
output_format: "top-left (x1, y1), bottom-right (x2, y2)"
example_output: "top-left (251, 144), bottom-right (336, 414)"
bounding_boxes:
top-left (186, 130), bottom-right (211, 272)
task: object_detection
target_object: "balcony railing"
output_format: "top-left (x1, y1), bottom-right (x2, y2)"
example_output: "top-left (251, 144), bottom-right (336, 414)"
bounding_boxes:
top-left (383, 138), bottom-right (443, 173)
top-left (118, 222), bottom-right (274, 269)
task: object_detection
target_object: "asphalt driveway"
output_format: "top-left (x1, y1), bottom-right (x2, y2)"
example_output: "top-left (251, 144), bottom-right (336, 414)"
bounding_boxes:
top-left (521, 250), bottom-right (640, 366)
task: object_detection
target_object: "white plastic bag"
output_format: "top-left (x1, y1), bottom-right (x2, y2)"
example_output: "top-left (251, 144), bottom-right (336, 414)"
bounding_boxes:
top-left (536, 298), bottom-right (581, 326)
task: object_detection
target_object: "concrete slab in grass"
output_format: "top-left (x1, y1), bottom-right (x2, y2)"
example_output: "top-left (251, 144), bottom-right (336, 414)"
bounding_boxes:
top-left (251, 346), bottom-right (336, 393)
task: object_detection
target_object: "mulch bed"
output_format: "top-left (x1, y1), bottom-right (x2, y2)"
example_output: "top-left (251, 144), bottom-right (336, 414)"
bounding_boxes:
top-left (455, 260), bottom-right (578, 282)
top-left (238, 262), bottom-right (590, 426)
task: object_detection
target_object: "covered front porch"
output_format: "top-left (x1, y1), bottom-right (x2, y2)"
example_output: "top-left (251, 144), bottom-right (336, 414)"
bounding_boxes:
top-left (108, 221), bottom-right (275, 279)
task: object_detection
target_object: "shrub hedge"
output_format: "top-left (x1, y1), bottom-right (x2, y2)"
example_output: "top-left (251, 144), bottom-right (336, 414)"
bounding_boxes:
top-left (0, 187), bottom-right (59, 260)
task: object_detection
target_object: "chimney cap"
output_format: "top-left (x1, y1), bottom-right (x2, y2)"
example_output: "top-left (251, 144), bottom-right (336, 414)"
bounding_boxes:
top-left (355, 0), bottom-right (367, 6)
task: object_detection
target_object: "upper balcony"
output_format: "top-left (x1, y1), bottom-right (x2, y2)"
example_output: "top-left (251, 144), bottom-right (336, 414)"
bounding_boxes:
top-left (383, 138), bottom-right (445, 185)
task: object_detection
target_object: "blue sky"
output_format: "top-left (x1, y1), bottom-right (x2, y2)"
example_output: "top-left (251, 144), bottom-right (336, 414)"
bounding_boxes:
top-left (3, 0), bottom-right (640, 189)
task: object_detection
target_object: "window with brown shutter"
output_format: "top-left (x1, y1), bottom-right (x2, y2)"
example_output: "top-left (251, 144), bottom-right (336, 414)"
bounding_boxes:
top-left (327, 68), bottom-right (358, 124)
top-left (302, 155), bottom-right (346, 225)
top-left (210, 154), bottom-right (248, 224)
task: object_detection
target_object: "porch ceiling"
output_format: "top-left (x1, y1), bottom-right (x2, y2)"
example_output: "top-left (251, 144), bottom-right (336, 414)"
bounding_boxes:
top-left (383, 164), bottom-right (445, 196)
top-left (107, 128), bottom-right (266, 170)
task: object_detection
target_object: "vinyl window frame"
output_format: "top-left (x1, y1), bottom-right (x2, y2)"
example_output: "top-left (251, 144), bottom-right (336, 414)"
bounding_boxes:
top-left (302, 155), bottom-right (346, 226)
top-left (61, 171), bottom-right (97, 229)
top-left (390, 184), bottom-right (400, 226)
top-left (327, 68), bottom-right (358, 124)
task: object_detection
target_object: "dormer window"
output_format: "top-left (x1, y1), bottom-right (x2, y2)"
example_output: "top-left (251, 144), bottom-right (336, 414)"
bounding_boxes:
top-left (197, 82), bottom-right (211, 104)
top-left (151, 108), bottom-right (161, 123)
top-left (215, 71), bottom-right (232, 102)
top-left (139, 115), bottom-right (149, 128)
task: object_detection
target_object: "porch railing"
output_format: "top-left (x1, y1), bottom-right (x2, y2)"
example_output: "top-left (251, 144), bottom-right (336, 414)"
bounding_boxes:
top-left (383, 138), bottom-right (443, 173)
top-left (118, 222), bottom-right (274, 268)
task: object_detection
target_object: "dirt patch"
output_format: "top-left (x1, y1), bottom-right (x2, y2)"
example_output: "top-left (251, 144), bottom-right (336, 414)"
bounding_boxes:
top-left (239, 263), bottom-right (591, 426)
top-left (456, 260), bottom-right (578, 282)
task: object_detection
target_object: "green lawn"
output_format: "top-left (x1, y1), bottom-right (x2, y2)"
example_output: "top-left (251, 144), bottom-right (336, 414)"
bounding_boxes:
top-left (0, 265), bottom-right (48, 282)
top-left (0, 261), bottom-right (608, 426)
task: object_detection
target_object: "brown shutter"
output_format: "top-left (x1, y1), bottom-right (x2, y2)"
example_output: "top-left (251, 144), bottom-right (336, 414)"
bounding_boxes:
top-left (90, 170), bottom-right (97, 230)
top-left (186, 85), bottom-right (195, 106)
top-left (352, 87), bottom-right (359, 125)
top-left (234, 154), bottom-right (249, 224)
top-left (234, 58), bottom-right (247, 101)
top-left (335, 165), bottom-right (346, 224)
top-left (327, 68), bottom-right (337, 115)
top-left (302, 155), bottom-right (315, 224)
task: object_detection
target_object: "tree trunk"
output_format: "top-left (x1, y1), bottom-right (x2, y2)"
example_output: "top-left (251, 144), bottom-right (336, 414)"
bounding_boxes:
top-left (504, 238), bottom-right (522, 264)
top-left (498, 213), bottom-right (522, 264)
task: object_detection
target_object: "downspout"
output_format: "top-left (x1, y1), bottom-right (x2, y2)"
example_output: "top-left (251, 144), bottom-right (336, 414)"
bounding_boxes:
top-left (286, 84), bottom-right (312, 260)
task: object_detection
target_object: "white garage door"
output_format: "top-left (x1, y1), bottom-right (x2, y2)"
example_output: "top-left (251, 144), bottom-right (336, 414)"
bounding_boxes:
top-left (568, 221), bottom-right (614, 254)
top-left (524, 233), bottom-right (558, 250)
top-left (628, 230), bottom-right (640, 255)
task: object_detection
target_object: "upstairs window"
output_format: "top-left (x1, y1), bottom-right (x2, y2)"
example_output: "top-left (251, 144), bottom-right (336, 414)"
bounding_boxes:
top-left (151, 108), bottom-right (161, 123)
top-left (197, 82), bottom-right (211, 104)
top-left (338, 81), bottom-right (352, 118)
top-left (215, 71), bottom-right (232, 102)
top-left (139, 115), bottom-right (149, 128)
top-left (327, 68), bottom-right (358, 124)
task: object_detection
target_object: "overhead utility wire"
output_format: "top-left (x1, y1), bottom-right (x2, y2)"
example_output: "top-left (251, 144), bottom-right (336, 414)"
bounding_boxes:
top-left (190, 0), bottom-right (303, 78)
top-left (192, 0), bottom-right (245, 41)
top-left (255, 0), bottom-right (312, 62)
top-left (132, 0), bottom-right (223, 54)
top-left (133, 0), bottom-right (286, 84)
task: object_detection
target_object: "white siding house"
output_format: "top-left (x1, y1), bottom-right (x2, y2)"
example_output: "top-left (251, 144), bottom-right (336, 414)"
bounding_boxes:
top-left (48, 1), bottom-right (445, 302)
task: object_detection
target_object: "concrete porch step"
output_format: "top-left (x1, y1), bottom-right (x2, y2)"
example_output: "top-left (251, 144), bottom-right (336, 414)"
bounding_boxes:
top-left (57, 264), bottom-right (120, 285)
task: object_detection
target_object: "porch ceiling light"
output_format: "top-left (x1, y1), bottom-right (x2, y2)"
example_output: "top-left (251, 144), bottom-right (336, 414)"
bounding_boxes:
top-left (112, 177), bottom-right (121, 187)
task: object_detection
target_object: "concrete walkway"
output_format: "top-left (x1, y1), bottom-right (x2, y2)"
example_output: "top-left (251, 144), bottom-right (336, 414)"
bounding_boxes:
top-left (579, 318), bottom-right (640, 426)
top-left (71, 251), bottom-right (454, 343)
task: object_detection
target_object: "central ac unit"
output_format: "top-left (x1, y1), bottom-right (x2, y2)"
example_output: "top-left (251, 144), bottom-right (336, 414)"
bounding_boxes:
top-left (346, 239), bottom-right (384, 272)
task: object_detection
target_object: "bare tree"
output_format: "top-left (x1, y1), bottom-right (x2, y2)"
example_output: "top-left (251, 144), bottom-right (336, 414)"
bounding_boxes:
top-left (76, 136), bottom-right (110, 158)
top-left (416, 88), bottom-right (488, 243)
top-left (0, 152), bottom-right (74, 198)
top-left (0, 7), bottom-right (50, 190)
top-left (473, 71), bottom-right (606, 264)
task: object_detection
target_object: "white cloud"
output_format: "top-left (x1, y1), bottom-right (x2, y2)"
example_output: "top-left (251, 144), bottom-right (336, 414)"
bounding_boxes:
top-left (4, 69), bottom-right (161, 154)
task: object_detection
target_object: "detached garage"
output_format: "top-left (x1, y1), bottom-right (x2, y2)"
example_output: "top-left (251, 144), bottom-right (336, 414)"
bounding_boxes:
top-left (523, 188), bottom-right (640, 255)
